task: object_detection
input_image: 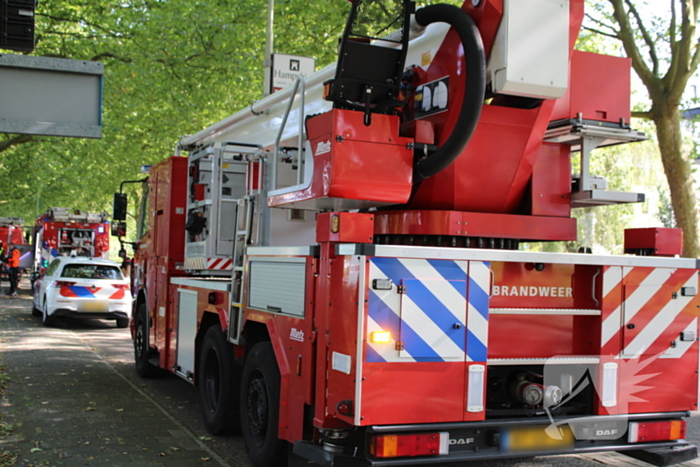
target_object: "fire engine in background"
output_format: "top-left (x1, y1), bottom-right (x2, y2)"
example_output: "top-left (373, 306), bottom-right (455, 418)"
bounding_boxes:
top-left (0, 217), bottom-right (33, 269)
top-left (115, 0), bottom-right (699, 466)
top-left (0, 217), bottom-right (26, 246)
top-left (33, 207), bottom-right (110, 273)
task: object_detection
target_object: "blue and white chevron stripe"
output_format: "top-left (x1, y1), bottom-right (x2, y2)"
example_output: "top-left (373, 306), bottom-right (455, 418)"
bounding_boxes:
top-left (367, 257), bottom-right (490, 363)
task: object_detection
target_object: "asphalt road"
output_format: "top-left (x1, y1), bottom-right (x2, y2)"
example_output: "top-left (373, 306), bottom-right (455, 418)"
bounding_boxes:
top-left (1, 290), bottom-right (699, 467)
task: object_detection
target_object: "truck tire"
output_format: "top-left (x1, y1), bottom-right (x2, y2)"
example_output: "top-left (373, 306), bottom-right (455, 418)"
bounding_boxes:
top-left (199, 324), bottom-right (240, 435)
top-left (240, 341), bottom-right (287, 467)
top-left (134, 304), bottom-right (159, 378)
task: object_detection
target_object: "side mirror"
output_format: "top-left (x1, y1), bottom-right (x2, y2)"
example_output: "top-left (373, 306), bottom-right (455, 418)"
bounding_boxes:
top-left (113, 193), bottom-right (127, 221)
top-left (111, 222), bottom-right (127, 237)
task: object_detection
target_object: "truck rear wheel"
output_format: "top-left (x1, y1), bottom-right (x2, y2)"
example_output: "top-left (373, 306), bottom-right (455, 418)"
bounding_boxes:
top-left (241, 341), bottom-right (287, 467)
top-left (199, 324), bottom-right (240, 435)
top-left (134, 304), bottom-right (159, 378)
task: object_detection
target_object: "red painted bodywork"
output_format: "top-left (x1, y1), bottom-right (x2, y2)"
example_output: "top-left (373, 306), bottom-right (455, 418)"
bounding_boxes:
top-left (268, 109), bottom-right (413, 207)
top-left (551, 51), bottom-right (632, 124)
top-left (374, 210), bottom-right (577, 241)
top-left (0, 226), bottom-right (25, 245)
top-left (133, 157), bottom-right (189, 355)
top-left (128, 0), bottom-right (699, 461)
top-left (34, 220), bottom-right (110, 267)
top-left (240, 256), bottom-right (319, 441)
top-left (316, 212), bottom-right (374, 244)
top-left (624, 228), bottom-right (684, 257)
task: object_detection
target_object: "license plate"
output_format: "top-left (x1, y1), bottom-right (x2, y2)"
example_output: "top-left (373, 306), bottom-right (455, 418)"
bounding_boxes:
top-left (79, 300), bottom-right (109, 312)
top-left (504, 425), bottom-right (574, 453)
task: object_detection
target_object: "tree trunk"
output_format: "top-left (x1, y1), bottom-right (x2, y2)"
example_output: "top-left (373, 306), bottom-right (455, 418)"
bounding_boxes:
top-left (653, 108), bottom-right (699, 258)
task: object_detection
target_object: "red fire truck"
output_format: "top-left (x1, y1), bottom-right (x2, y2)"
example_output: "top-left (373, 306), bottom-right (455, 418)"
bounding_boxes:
top-left (33, 207), bottom-right (110, 273)
top-left (116, 1), bottom-right (699, 466)
top-left (0, 217), bottom-right (26, 247)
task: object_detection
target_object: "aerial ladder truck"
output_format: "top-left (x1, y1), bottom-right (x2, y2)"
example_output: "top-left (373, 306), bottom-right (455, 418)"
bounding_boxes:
top-left (115, 0), bottom-right (700, 465)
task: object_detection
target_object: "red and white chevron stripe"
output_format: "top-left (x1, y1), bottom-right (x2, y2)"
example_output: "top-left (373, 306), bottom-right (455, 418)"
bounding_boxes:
top-left (206, 258), bottom-right (233, 270)
top-left (601, 265), bottom-right (698, 358)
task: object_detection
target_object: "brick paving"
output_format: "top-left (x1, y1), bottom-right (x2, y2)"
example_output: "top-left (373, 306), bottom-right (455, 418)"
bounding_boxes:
top-left (0, 277), bottom-right (697, 467)
top-left (0, 281), bottom-right (230, 467)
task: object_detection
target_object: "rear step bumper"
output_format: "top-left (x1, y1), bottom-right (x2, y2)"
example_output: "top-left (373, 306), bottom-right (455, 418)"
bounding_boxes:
top-left (623, 445), bottom-right (698, 466)
top-left (293, 412), bottom-right (697, 467)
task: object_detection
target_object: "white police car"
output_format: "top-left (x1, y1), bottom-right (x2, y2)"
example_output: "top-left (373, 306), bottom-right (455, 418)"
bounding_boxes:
top-left (32, 256), bottom-right (132, 327)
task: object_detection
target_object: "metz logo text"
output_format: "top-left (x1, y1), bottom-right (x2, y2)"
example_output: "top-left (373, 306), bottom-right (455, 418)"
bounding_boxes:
top-left (315, 141), bottom-right (331, 155)
top-left (290, 328), bottom-right (304, 342)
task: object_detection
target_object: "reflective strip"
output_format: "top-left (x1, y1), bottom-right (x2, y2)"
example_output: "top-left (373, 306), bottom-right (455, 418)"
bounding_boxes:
top-left (467, 262), bottom-right (490, 362)
top-left (366, 258), bottom-right (490, 363)
top-left (207, 258), bottom-right (233, 270)
top-left (601, 267), bottom-right (671, 347)
top-left (623, 274), bottom-right (697, 358)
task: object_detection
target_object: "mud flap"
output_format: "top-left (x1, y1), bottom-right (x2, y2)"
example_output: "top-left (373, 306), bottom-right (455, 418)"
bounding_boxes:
top-left (622, 444), bottom-right (697, 466)
top-left (293, 441), bottom-right (370, 467)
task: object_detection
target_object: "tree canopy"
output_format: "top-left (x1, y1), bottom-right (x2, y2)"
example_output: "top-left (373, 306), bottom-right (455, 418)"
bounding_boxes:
top-left (0, 0), bottom-right (690, 259)
top-left (0, 0), bottom-right (350, 220)
top-left (585, 0), bottom-right (700, 257)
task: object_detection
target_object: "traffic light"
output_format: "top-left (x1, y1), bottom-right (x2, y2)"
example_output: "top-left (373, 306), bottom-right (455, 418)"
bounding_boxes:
top-left (0, 0), bottom-right (35, 52)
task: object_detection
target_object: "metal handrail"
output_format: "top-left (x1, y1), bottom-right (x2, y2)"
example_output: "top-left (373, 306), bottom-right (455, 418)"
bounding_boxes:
top-left (272, 77), bottom-right (306, 191)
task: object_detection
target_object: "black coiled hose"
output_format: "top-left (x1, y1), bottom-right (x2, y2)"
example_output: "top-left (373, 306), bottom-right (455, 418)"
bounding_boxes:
top-left (414, 4), bottom-right (486, 181)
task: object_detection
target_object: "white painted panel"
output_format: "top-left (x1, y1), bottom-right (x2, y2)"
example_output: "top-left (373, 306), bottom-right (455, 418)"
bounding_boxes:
top-left (488, 0), bottom-right (569, 99)
top-left (249, 261), bottom-right (305, 317)
top-left (176, 289), bottom-right (198, 379)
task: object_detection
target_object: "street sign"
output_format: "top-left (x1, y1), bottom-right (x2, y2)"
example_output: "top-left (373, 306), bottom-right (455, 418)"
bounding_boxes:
top-left (0, 0), bottom-right (36, 52)
top-left (270, 53), bottom-right (315, 93)
top-left (0, 53), bottom-right (103, 138)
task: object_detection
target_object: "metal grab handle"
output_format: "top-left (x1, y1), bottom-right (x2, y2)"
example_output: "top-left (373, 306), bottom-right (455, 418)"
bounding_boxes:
top-left (591, 269), bottom-right (600, 308)
top-left (272, 77), bottom-right (306, 191)
top-left (222, 141), bottom-right (263, 150)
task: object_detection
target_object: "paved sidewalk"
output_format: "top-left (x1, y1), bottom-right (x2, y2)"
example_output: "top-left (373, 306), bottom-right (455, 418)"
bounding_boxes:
top-left (0, 278), bottom-right (697, 467)
top-left (0, 282), bottom-right (231, 467)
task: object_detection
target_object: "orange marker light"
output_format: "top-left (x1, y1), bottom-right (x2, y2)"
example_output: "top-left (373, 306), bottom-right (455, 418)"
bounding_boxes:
top-left (330, 214), bottom-right (340, 234)
top-left (370, 331), bottom-right (391, 344)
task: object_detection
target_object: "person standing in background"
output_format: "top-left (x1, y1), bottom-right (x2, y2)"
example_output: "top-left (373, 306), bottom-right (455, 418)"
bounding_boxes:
top-left (6, 242), bottom-right (20, 296)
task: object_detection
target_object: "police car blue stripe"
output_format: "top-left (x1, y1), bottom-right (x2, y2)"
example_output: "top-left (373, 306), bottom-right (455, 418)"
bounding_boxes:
top-left (70, 286), bottom-right (96, 298)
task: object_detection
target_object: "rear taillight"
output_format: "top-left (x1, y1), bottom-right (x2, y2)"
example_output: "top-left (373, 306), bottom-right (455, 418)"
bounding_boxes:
top-left (628, 420), bottom-right (686, 443)
top-left (370, 433), bottom-right (448, 458)
top-left (111, 284), bottom-right (129, 289)
top-left (55, 281), bottom-right (77, 297)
